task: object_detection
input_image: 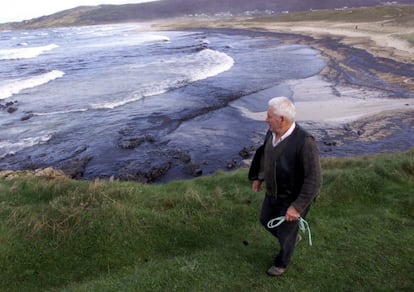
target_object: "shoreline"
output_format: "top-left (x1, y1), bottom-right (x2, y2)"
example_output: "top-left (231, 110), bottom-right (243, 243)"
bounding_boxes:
top-left (237, 75), bottom-right (414, 124)
top-left (1, 17), bottom-right (413, 182)
top-left (153, 16), bottom-right (414, 125)
top-left (153, 17), bottom-right (414, 160)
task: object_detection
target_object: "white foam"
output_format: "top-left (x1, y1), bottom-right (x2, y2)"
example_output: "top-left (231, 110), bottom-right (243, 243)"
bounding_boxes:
top-left (0, 43), bottom-right (59, 60)
top-left (185, 49), bottom-right (234, 82)
top-left (0, 134), bottom-right (52, 159)
top-left (83, 33), bottom-right (170, 49)
top-left (91, 49), bottom-right (234, 110)
top-left (91, 84), bottom-right (167, 110)
top-left (33, 108), bottom-right (89, 116)
top-left (0, 70), bottom-right (65, 100)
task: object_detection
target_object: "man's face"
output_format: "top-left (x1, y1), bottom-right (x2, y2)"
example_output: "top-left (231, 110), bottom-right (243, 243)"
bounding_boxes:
top-left (266, 107), bottom-right (283, 134)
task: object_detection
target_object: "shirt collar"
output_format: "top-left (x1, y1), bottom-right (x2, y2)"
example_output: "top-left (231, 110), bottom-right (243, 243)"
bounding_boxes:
top-left (272, 122), bottom-right (296, 147)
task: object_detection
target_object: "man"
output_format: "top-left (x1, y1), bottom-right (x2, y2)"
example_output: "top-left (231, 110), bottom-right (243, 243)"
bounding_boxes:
top-left (248, 96), bottom-right (322, 276)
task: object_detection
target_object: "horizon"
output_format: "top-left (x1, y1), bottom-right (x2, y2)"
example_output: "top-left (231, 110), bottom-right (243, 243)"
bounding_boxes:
top-left (0, 0), bottom-right (159, 24)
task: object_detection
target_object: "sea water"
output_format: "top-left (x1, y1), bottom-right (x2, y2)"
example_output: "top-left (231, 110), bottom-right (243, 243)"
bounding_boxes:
top-left (0, 23), bottom-right (326, 181)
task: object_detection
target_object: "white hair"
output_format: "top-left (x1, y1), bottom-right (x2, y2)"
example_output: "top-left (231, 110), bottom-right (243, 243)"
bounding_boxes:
top-left (268, 96), bottom-right (296, 122)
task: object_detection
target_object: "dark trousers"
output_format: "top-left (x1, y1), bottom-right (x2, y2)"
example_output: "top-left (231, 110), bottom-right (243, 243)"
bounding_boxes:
top-left (259, 194), bottom-right (309, 268)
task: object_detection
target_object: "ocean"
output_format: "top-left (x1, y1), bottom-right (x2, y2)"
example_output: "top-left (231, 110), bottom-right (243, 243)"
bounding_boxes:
top-left (0, 23), bottom-right (328, 182)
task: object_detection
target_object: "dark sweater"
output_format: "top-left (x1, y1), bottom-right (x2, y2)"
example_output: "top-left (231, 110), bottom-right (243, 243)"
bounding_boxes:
top-left (249, 125), bottom-right (322, 213)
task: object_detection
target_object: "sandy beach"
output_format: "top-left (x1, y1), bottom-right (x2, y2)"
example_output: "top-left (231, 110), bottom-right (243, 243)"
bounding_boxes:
top-left (1, 11), bottom-right (413, 182)
top-left (237, 75), bottom-right (413, 123)
top-left (154, 15), bottom-right (414, 128)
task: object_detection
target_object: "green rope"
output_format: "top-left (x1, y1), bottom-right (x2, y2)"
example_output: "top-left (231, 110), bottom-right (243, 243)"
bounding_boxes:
top-left (267, 216), bottom-right (313, 246)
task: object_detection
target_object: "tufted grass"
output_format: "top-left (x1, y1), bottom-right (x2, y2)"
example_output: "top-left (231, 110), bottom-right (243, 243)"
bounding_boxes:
top-left (0, 149), bottom-right (413, 291)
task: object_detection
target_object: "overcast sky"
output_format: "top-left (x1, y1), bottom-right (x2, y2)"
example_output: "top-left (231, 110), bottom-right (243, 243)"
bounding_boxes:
top-left (0, 0), bottom-right (160, 24)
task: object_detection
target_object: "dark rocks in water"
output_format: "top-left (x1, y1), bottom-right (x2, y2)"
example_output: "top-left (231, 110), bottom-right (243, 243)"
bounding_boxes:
top-left (322, 139), bottom-right (337, 153)
top-left (323, 140), bottom-right (337, 146)
top-left (239, 146), bottom-right (256, 159)
top-left (183, 162), bottom-right (203, 177)
top-left (1, 100), bottom-right (18, 113)
top-left (145, 134), bottom-right (156, 143)
top-left (118, 160), bottom-right (172, 183)
top-left (118, 134), bottom-right (156, 149)
top-left (118, 137), bottom-right (145, 149)
top-left (166, 149), bottom-right (191, 163)
top-left (226, 159), bottom-right (238, 169)
top-left (7, 107), bottom-right (17, 113)
top-left (148, 163), bottom-right (172, 181)
top-left (58, 156), bottom-right (93, 179)
top-left (116, 147), bottom-right (199, 182)
top-left (21, 113), bottom-right (35, 121)
top-left (4, 152), bottom-right (16, 158)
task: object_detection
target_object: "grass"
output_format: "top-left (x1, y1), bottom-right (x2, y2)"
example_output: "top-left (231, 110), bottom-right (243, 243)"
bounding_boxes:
top-left (247, 5), bottom-right (414, 48)
top-left (1, 149), bottom-right (413, 291)
top-left (252, 5), bottom-right (414, 24)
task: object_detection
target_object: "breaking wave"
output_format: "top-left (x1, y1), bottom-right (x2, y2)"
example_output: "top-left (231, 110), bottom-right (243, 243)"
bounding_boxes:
top-left (0, 70), bottom-right (64, 100)
top-left (0, 43), bottom-right (59, 60)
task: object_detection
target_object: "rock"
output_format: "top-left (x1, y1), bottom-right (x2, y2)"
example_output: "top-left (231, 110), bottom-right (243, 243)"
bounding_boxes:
top-left (58, 156), bottom-right (92, 179)
top-left (323, 140), bottom-right (337, 146)
top-left (6, 101), bottom-right (16, 107)
top-left (118, 135), bottom-right (156, 149)
top-left (239, 146), bottom-right (256, 158)
top-left (183, 163), bottom-right (203, 177)
top-left (21, 113), bottom-right (34, 121)
top-left (1, 101), bottom-right (18, 112)
top-left (0, 167), bottom-right (68, 180)
top-left (118, 137), bottom-right (144, 149)
top-left (166, 149), bottom-right (191, 163)
top-left (226, 159), bottom-right (238, 169)
top-left (0, 170), bottom-right (16, 179)
top-left (119, 161), bottom-right (172, 183)
top-left (146, 162), bottom-right (172, 182)
top-left (7, 107), bottom-right (17, 113)
top-left (34, 167), bottom-right (66, 179)
top-left (144, 134), bottom-right (155, 143)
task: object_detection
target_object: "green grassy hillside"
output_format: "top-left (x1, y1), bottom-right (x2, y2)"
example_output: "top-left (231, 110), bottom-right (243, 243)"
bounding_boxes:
top-left (1, 149), bottom-right (413, 291)
top-left (2, 4), bottom-right (413, 31)
top-left (254, 5), bottom-right (414, 23)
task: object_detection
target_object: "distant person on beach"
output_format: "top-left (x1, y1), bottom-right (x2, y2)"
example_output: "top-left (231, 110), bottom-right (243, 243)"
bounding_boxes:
top-left (248, 96), bottom-right (322, 276)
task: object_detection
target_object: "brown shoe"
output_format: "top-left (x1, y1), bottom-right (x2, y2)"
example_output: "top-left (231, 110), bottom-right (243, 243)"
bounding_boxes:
top-left (266, 266), bottom-right (287, 276)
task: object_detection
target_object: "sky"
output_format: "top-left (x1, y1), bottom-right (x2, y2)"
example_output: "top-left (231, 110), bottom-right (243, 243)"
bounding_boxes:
top-left (0, 0), bottom-right (160, 24)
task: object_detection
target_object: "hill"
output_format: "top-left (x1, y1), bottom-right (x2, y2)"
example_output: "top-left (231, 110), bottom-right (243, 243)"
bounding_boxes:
top-left (0, 150), bottom-right (413, 290)
top-left (2, 0), bottom-right (414, 29)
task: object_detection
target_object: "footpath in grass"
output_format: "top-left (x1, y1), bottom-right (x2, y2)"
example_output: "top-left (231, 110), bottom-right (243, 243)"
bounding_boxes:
top-left (0, 150), bottom-right (413, 291)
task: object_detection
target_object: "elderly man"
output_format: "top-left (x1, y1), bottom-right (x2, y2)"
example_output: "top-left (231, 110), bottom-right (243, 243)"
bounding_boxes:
top-left (248, 96), bottom-right (322, 276)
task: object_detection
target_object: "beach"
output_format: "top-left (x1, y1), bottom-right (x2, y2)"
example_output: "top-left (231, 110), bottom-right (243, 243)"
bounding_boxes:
top-left (1, 15), bottom-right (413, 182)
top-left (155, 16), bottom-right (414, 123)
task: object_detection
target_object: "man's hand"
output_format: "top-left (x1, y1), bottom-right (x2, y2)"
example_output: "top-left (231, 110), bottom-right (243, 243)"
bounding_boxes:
top-left (252, 180), bottom-right (262, 192)
top-left (285, 205), bottom-right (300, 221)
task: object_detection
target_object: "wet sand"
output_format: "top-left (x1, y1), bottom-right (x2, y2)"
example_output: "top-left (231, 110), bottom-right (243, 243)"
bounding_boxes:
top-left (154, 17), bottom-right (414, 157)
top-left (154, 17), bottom-right (414, 121)
top-left (2, 16), bottom-right (413, 183)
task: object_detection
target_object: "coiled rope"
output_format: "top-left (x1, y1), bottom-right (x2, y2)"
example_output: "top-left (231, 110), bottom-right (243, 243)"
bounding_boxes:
top-left (267, 216), bottom-right (313, 246)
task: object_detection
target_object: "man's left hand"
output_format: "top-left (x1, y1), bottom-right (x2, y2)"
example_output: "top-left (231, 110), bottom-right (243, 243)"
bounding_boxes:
top-left (285, 205), bottom-right (300, 221)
